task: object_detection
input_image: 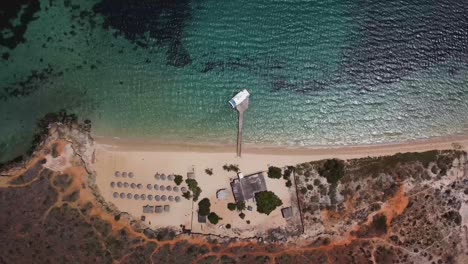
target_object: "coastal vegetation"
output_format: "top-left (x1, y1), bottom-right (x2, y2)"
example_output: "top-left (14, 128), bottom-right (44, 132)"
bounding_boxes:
top-left (185, 179), bottom-right (201, 201)
top-left (208, 212), bottom-right (222, 225)
top-left (267, 166), bottom-right (282, 179)
top-left (173, 175), bottom-right (183, 185)
top-left (222, 164), bottom-right (239, 173)
top-left (205, 168), bottom-right (213, 175)
top-left (236, 201), bottom-right (246, 211)
top-left (317, 159), bottom-right (345, 185)
top-left (198, 198), bottom-right (211, 216)
top-left (227, 203), bottom-right (236, 211)
top-left (255, 191), bottom-right (283, 215)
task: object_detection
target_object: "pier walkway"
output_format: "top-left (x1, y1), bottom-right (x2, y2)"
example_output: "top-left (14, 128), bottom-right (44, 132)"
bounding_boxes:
top-left (236, 98), bottom-right (249, 157)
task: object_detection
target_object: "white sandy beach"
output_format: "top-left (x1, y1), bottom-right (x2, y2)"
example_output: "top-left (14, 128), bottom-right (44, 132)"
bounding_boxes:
top-left (93, 135), bottom-right (468, 236)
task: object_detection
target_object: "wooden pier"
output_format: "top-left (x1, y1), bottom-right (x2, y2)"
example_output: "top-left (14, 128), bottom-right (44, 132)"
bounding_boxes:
top-left (235, 98), bottom-right (249, 157)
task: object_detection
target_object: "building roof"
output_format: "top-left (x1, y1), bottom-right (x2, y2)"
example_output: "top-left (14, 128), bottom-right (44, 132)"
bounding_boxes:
top-left (198, 213), bottom-right (207, 223)
top-left (143, 205), bottom-right (154, 214)
top-left (230, 173), bottom-right (267, 202)
top-left (155, 206), bottom-right (163, 213)
top-left (281, 207), bottom-right (293, 219)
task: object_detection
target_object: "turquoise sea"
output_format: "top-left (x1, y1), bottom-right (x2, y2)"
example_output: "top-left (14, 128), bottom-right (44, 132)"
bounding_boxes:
top-left (1, 0), bottom-right (468, 162)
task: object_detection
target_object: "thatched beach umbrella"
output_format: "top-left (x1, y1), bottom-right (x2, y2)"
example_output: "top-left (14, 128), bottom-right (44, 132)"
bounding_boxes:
top-left (159, 185), bottom-right (165, 191)
top-left (127, 193), bottom-right (132, 199)
top-left (137, 184), bottom-right (143, 189)
top-left (175, 196), bottom-right (181, 202)
top-left (155, 174), bottom-right (160, 180)
top-left (155, 195), bottom-right (161, 201)
top-left (141, 194), bottom-right (146, 200)
top-left (147, 184), bottom-right (152, 190)
top-left (160, 174), bottom-right (166, 180)
top-left (148, 195), bottom-right (153, 201)
top-left (131, 183), bottom-right (136, 189)
top-left (168, 196), bottom-right (174, 202)
top-left (124, 182), bottom-right (129, 188)
top-left (168, 175), bottom-right (174, 181)
top-left (120, 193), bottom-right (125, 198)
top-left (173, 186), bottom-right (179, 192)
top-left (161, 195), bottom-right (167, 201)
top-left (134, 194), bottom-right (140, 200)
top-left (122, 172), bottom-right (127, 178)
top-left (181, 187), bottom-right (187, 193)
top-left (164, 205), bottom-right (170, 212)
top-left (115, 171), bottom-right (121, 177)
top-left (128, 172), bottom-right (134, 178)
top-left (110, 182), bottom-right (115, 188)
top-left (166, 186), bottom-right (172, 191)
top-left (113, 192), bottom-right (119, 198)
top-left (117, 182), bottom-right (123, 188)
top-left (153, 184), bottom-right (159, 190)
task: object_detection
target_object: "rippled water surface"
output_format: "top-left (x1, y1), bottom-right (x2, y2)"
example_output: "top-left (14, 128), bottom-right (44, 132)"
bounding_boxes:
top-left (1, 0), bottom-right (468, 162)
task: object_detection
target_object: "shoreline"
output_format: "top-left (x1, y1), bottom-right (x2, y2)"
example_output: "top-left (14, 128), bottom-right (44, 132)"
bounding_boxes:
top-left (93, 133), bottom-right (468, 159)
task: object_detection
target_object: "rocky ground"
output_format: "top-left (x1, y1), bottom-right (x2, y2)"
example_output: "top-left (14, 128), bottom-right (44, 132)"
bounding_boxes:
top-left (0, 119), bottom-right (467, 263)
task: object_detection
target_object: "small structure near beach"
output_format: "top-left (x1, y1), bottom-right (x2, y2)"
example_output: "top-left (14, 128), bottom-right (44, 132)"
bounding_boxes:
top-left (216, 189), bottom-right (229, 200)
top-left (143, 205), bottom-right (154, 214)
top-left (281, 207), bottom-right (293, 219)
top-left (230, 172), bottom-right (267, 202)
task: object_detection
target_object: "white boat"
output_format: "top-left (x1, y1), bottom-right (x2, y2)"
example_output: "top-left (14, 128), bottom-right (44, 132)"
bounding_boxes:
top-left (228, 89), bottom-right (250, 108)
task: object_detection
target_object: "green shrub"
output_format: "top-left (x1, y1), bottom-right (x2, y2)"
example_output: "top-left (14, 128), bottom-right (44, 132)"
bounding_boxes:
top-left (205, 168), bottom-right (213, 175)
top-left (268, 166), bottom-right (282, 179)
top-left (236, 201), bottom-right (246, 211)
top-left (223, 164), bottom-right (240, 173)
top-left (225, 224), bottom-right (231, 229)
top-left (285, 180), bottom-right (292, 188)
top-left (185, 179), bottom-right (202, 201)
top-left (300, 187), bottom-right (307, 195)
top-left (198, 198), bottom-right (211, 216)
top-left (246, 220), bottom-right (250, 224)
top-left (318, 159), bottom-right (345, 184)
top-left (174, 175), bottom-right (183, 185)
top-left (182, 191), bottom-right (191, 200)
top-left (239, 213), bottom-right (245, 219)
top-left (208, 212), bottom-right (222, 224)
top-left (255, 191), bottom-right (283, 215)
top-left (307, 184), bottom-right (313, 190)
top-left (227, 203), bottom-right (236, 211)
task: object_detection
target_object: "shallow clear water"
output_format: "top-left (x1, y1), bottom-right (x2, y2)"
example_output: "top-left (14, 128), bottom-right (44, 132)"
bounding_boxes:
top-left (1, 0), bottom-right (468, 162)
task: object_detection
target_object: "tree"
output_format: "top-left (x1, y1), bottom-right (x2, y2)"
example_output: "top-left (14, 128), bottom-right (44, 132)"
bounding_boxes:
top-left (186, 179), bottom-right (202, 201)
top-left (205, 168), bottom-right (213, 175)
top-left (222, 164), bottom-right (239, 173)
top-left (318, 159), bottom-right (345, 184)
top-left (255, 191), bottom-right (283, 215)
top-left (268, 166), bottom-right (282, 179)
top-left (236, 201), bottom-right (246, 211)
top-left (285, 180), bottom-right (292, 188)
top-left (227, 203), bottom-right (236, 211)
top-left (198, 198), bottom-right (211, 216)
top-left (208, 212), bottom-right (222, 224)
top-left (239, 212), bottom-right (245, 219)
top-left (225, 224), bottom-right (231, 229)
top-left (174, 175), bottom-right (183, 185)
top-left (182, 191), bottom-right (191, 200)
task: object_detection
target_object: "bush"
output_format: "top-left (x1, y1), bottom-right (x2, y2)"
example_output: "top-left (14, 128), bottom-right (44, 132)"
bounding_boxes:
top-left (283, 166), bottom-right (294, 180)
top-left (236, 201), bottom-right (246, 211)
top-left (307, 184), bottom-right (313, 190)
top-left (246, 220), bottom-right (250, 224)
top-left (239, 213), bottom-right (245, 219)
top-left (174, 175), bottom-right (183, 185)
top-left (198, 198), bottom-right (211, 216)
top-left (222, 164), bottom-right (239, 173)
top-left (300, 187), bottom-right (307, 195)
top-left (205, 168), bottom-right (213, 175)
top-left (225, 224), bottom-right (231, 229)
top-left (318, 159), bottom-right (345, 184)
top-left (227, 203), bottom-right (236, 211)
top-left (208, 212), bottom-right (222, 224)
top-left (182, 191), bottom-right (191, 200)
top-left (268, 166), bottom-right (282, 179)
top-left (186, 179), bottom-right (202, 201)
top-left (255, 191), bottom-right (283, 215)
top-left (285, 180), bottom-right (292, 187)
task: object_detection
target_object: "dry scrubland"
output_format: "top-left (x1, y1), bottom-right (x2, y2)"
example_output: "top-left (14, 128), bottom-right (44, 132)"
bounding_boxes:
top-left (1, 118), bottom-right (468, 263)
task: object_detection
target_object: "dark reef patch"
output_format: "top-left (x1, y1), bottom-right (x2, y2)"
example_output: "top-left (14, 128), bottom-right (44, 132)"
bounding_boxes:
top-left (1, 65), bottom-right (62, 101)
top-left (0, 0), bottom-right (41, 49)
top-left (344, 0), bottom-right (468, 87)
top-left (93, 0), bottom-right (192, 67)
